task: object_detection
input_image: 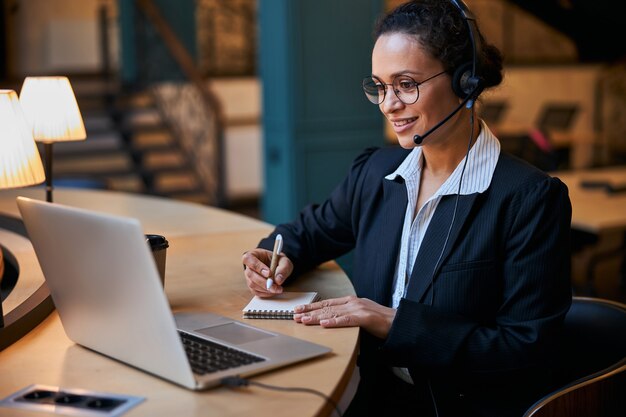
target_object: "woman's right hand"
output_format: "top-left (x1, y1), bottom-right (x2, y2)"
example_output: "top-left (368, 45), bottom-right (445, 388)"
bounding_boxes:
top-left (242, 248), bottom-right (293, 297)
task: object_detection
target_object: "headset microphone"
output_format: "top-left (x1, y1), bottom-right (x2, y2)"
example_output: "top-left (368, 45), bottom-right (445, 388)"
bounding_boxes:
top-left (413, 91), bottom-right (474, 146)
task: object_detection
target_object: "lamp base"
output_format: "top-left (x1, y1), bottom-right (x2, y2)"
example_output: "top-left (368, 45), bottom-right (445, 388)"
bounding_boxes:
top-left (44, 142), bottom-right (54, 203)
top-left (0, 245), bottom-right (4, 283)
top-left (0, 246), bottom-right (3, 328)
top-left (0, 214), bottom-right (54, 347)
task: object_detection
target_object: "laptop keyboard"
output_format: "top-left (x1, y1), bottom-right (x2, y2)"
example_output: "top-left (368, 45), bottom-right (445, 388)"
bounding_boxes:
top-left (179, 331), bottom-right (266, 375)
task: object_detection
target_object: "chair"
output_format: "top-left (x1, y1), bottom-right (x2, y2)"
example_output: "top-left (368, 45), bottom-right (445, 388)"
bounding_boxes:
top-left (523, 297), bottom-right (626, 417)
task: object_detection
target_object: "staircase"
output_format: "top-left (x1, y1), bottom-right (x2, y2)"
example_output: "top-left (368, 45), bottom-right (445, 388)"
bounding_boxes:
top-left (51, 74), bottom-right (218, 206)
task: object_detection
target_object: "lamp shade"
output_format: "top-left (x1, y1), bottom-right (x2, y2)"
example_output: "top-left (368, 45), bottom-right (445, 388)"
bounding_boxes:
top-left (0, 90), bottom-right (46, 189)
top-left (19, 76), bottom-right (86, 142)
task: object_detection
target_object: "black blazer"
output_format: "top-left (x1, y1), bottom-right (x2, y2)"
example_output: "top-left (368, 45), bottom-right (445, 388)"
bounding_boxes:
top-left (259, 146), bottom-right (572, 417)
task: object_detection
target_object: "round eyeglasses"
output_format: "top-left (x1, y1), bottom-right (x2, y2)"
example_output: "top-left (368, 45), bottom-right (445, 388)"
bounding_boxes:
top-left (362, 71), bottom-right (447, 105)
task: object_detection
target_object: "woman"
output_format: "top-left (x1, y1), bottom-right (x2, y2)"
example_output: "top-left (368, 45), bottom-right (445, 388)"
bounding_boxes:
top-left (242, 1), bottom-right (572, 416)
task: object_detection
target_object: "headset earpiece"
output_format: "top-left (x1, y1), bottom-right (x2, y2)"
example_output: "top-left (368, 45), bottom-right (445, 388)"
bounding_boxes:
top-left (448, 0), bottom-right (486, 102)
top-left (451, 62), bottom-right (472, 98)
top-left (452, 62), bottom-right (485, 100)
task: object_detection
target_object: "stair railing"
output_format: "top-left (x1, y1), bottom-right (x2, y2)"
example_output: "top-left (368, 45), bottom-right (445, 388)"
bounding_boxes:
top-left (134, 0), bottom-right (227, 207)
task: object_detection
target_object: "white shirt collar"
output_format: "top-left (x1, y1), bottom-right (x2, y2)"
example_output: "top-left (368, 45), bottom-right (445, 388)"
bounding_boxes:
top-left (384, 120), bottom-right (501, 195)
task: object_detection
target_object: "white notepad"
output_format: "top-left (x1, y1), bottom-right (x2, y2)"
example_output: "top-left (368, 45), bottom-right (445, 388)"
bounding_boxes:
top-left (242, 292), bottom-right (320, 319)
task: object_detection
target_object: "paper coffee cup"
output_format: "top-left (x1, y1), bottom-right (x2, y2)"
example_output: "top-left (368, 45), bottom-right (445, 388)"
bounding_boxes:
top-left (145, 234), bottom-right (168, 287)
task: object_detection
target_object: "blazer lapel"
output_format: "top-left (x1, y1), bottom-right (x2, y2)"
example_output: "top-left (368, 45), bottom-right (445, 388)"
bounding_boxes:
top-left (405, 193), bottom-right (479, 303)
top-left (371, 178), bottom-right (407, 306)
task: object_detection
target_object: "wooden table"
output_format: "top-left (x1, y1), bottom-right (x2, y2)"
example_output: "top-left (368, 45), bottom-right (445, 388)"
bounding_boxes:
top-left (492, 123), bottom-right (598, 169)
top-left (0, 188), bottom-right (358, 417)
top-left (551, 166), bottom-right (626, 294)
top-left (551, 166), bottom-right (626, 234)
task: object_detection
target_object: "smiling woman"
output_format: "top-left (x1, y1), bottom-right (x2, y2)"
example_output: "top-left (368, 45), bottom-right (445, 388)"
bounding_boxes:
top-left (242, 1), bottom-right (573, 416)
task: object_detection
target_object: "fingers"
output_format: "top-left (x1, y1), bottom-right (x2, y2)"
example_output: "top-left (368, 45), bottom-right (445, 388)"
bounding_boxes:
top-left (293, 296), bottom-right (396, 338)
top-left (319, 315), bottom-right (357, 327)
top-left (242, 250), bottom-right (271, 277)
top-left (294, 307), bottom-right (357, 328)
top-left (242, 249), bottom-right (293, 297)
top-left (272, 254), bottom-right (293, 286)
top-left (293, 296), bottom-right (357, 326)
top-left (294, 296), bottom-right (354, 313)
top-left (242, 249), bottom-right (276, 297)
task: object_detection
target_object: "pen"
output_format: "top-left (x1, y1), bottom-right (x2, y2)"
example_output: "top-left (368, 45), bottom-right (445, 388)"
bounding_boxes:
top-left (267, 234), bottom-right (283, 290)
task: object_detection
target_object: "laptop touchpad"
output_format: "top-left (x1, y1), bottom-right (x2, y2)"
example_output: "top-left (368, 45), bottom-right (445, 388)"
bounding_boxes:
top-left (195, 322), bottom-right (275, 345)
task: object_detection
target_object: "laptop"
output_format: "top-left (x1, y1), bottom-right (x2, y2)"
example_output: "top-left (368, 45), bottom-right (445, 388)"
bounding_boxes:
top-left (16, 196), bottom-right (330, 390)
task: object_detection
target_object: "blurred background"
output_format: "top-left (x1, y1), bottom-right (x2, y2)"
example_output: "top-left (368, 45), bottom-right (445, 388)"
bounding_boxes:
top-left (1, 0), bottom-right (625, 301)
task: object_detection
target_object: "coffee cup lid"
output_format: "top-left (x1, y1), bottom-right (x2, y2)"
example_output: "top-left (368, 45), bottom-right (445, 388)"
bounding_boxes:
top-left (145, 234), bottom-right (169, 250)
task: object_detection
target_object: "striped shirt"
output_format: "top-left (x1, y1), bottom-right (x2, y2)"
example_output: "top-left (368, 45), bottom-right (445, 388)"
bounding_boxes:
top-left (385, 121), bottom-right (501, 309)
top-left (384, 121), bottom-right (500, 385)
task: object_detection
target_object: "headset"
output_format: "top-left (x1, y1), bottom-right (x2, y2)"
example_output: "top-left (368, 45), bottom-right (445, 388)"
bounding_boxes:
top-left (450, 0), bottom-right (485, 100)
top-left (413, 0), bottom-right (485, 145)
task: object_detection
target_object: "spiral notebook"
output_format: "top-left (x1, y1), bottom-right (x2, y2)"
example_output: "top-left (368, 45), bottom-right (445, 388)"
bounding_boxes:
top-left (243, 292), bottom-right (320, 319)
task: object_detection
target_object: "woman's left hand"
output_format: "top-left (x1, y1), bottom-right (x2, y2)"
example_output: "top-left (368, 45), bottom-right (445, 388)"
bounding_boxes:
top-left (293, 295), bottom-right (396, 339)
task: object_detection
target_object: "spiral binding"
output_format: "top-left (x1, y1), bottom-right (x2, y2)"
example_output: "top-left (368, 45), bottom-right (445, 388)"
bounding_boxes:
top-left (243, 310), bottom-right (294, 319)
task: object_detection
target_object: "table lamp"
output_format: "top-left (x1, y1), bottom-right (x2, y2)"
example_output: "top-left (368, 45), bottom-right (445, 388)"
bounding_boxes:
top-left (19, 76), bottom-right (86, 202)
top-left (0, 89), bottom-right (46, 328)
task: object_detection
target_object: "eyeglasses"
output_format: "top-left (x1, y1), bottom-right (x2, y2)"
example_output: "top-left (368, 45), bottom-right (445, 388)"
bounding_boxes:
top-left (362, 70), bottom-right (447, 105)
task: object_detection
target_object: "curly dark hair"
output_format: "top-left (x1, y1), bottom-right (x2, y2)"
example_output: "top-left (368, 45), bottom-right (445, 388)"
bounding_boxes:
top-left (373, 0), bottom-right (503, 90)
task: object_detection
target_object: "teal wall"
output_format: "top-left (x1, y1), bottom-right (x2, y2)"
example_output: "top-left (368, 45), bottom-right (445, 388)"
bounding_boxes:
top-left (259, 0), bottom-right (385, 227)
